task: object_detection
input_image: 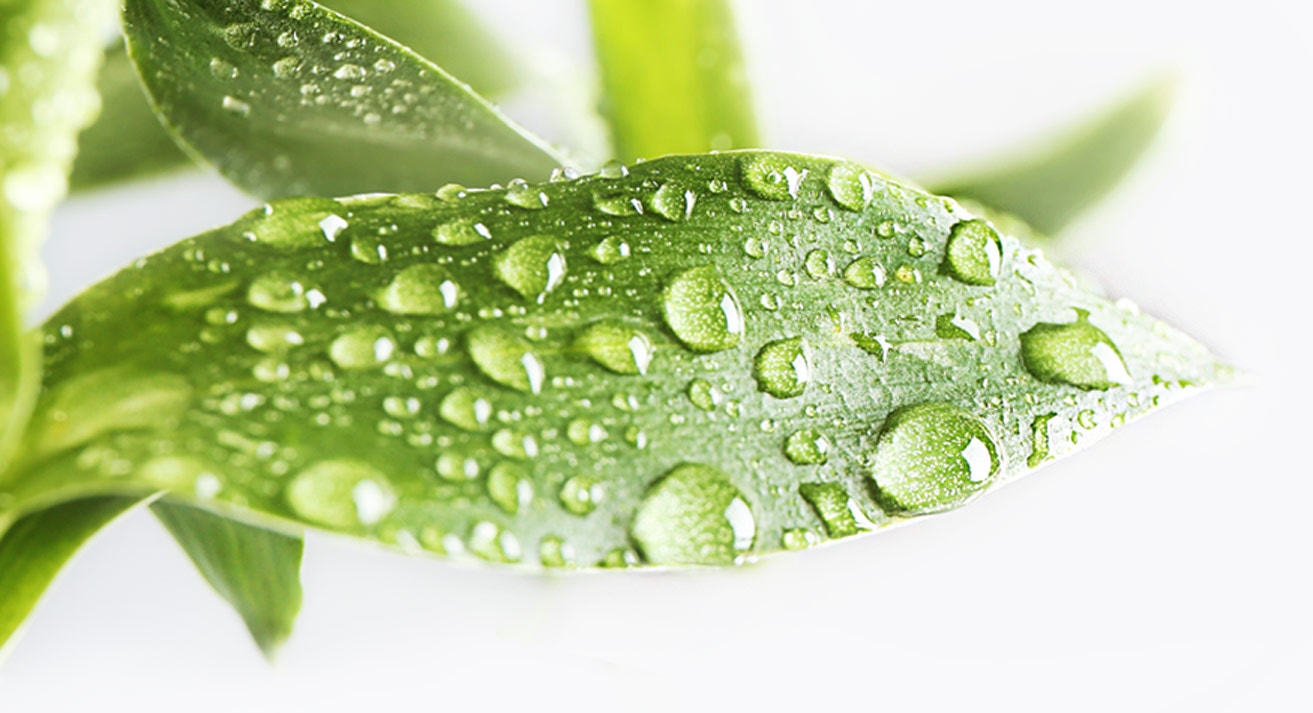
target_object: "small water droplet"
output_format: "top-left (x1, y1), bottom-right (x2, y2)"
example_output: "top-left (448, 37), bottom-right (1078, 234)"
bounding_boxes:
top-left (504, 179), bottom-right (548, 210)
top-left (742, 237), bottom-right (768, 259)
top-left (804, 249), bottom-right (833, 278)
top-left (559, 476), bottom-right (604, 515)
top-left (906, 236), bottom-right (926, 257)
top-left (942, 220), bottom-right (1002, 286)
top-left (382, 396), bottom-right (421, 419)
top-left (487, 462), bottom-right (533, 514)
top-left (742, 153), bottom-right (807, 201)
top-left (687, 379), bottom-right (721, 412)
top-left (870, 403), bottom-right (1000, 515)
top-left (350, 235), bottom-right (388, 264)
top-left (1027, 413), bottom-right (1055, 468)
top-left (246, 324), bottom-right (304, 352)
top-left (1077, 409), bottom-right (1097, 429)
top-left (842, 257), bottom-right (886, 289)
top-left (492, 429), bottom-right (539, 459)
top-left (753, 338), bottom-right (811, 399)
top-left (221, 95), bottom-right (251, 117)
top-left (333, 63), bottom-right (366, 80)
top-left (650, 183), bottom-right (696, 221)
top-left (435, 451), bottom-right (482, 482)
top-left (631, 464), bottom-right (755, 565)
top-left (329, 326), bottom-right (395, 369)
top-left (799, 482), bottom-right (868, 537)
top-left (577, 322), bottom-right (654, 375)
top-left (566, 418), bottom-right (608, 445)
top-left (826, 161), bottom-right (876, 210)
top-left (1020, 311), bottom-right (1131, 390)
top-left (935, 313), bottom-right (981, 341)
top-left (784, 428), bottom-right (830, 465)
top-left (248, 272), bottom-right (309, 312)
top-left (466, 521), bottom-right (521, 563)
top-left (433, 217), bottom-right (492, 246)
top-left (539, 536), bottom-right (574, 567)
top-left (598, 160), bottom-right (629, 179)
top-left (662, 266), bottom-right (745, 353)
top-left (590, 236), bottom-right (631, 264)
top-left (285, 460), bottom-right (395, 528)
top-left (377, 264), bottom-right (459, 315)
top-left (439, 387), bottom-right (494, 431)
top-left (782, 528), bottom-right (821, 550)
top-left (876, 220), bottom-right (897, 238)
top-left (493, 235), bottom-right (567, 303)
top-left (209, 57), bottom-right (239, 80)
top-left (467, 327), bottom-right (546, 393)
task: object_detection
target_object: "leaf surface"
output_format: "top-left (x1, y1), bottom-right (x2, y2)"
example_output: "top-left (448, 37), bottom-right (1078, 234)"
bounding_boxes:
top-left (0, 496), bottom-right (146, 656)
top-left (929, 77), bottom-right (1176, 235)
top-left (122, 0), bottom-right (566, 199)
top-left (151, 501), bottom-right (303, 658)
top-left (3, 151), bottom-right (1230, 569)
top-left (72, 0), bottom-right (524, 191)
top-left (588, 0), bottom-right (758, 161)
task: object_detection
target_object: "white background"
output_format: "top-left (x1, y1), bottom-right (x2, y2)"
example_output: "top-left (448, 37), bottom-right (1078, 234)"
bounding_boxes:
top-left (2, 1), bottom-right (1311, 710)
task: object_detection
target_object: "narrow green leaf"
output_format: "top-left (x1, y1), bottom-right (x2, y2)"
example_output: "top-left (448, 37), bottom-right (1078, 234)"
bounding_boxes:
top-left (151, 501), bottom-right (303, 658)
top-left (122, 0), bottom-right (566, 200)
top-left (0, 496), bottom-right (146, 656)
top-left (0, 0), bottom-right (117, 468)
top-left (929, 77), bottom-right (1176, 235)
top-left (4, 151), bottom-right (1230, 569)
top-left (588, 0), bottom-right (758, 161)
top-left (72, 0), bottom-right (524, 192)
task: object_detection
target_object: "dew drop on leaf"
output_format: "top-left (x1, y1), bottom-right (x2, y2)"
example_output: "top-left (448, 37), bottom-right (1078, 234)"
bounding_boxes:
top-left (1020, 311), bottom-right (1132, 390)
top-left (686, 378), bottom-right (720, 412)
top-left (662, 266), bottom-right (745, 352)
top-left (753, 338), bottom-right (811, 399)
top-left (329, 326), bottom-right (395, 369)
top-left (559, 476), bottom-right (604, 515)
top-left (799, 481), bottom-right (865, 537)
top-left (869, 403), bottom-right (1000, 514)
top-left (376, 264), bottom-right (459, 315)
top-left (741, 153), bottom-right (807, 201)
top-left (826, 161), bottom-right (876, 211)
top-left (650, 183), bottom-right (696, 221)
top-left (487, 462), bottom-right (533, 514)
top-left (467, 326), bottom-right (546, 393)
top-left (492, 234), bottom-right (567, 303)
top-left (942, 219), bottom-right (1002, 286)
top-left (842, 257), bottom-right (886, 289)
top-left (589, 236), bottom-right (630, 264)
top-left (433, 217), bottom-right (492, 246)
top-left (438, 387), bottom-right (494, 431)
top-left (435, 451), bottom-right (481, 482)
top-left (285, 459), bottom-right (395, 528)
top-left (784, 428), bottom-right (831, 465)
top-left (247, 272), bottom-right (309, 312)
top-left (630, 464), bottom-right (755, 565)
top-left (576, 321), bottom-right (654, 375)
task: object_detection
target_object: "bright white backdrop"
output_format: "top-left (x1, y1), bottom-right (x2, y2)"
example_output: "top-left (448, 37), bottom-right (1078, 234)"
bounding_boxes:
top-left (1, 1), bottom-right (1310, 710)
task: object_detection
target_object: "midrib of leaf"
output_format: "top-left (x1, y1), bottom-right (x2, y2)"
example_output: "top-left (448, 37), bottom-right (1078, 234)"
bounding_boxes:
top-left (588, 0), bottom-right (759, 161)
top-left (1, 151), bottom-right (1231, 571)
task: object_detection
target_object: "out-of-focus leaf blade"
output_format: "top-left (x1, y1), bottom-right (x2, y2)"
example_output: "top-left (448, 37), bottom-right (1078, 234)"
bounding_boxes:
top-left (929, 77), bottom-right (1176, 235)
top-left (0, 0), bottom-right (117, 468)
top-left (122, 0), bottom-right (566, 199)
top-left (72, 0), bottom-right (524, 192)
top-left (0, 496), bottom-right (146, 656)
top-left (588, 0), bottom-right (758, 161)
top-left (151, 501), bottom-right (303, 658)
top-left (4, 151), bottom-right (1229, 569)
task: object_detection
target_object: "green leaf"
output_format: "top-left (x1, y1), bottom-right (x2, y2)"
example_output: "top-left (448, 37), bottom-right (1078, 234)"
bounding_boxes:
top-left (0, 0), bottom-right (117, 468)
top-left (151, 501), bottom-right (303, 658)
top-left (72, 0), bottom-right (524, 192)
top-left (3, 151), bottom-right (1230, 569)
top-left (588, 0), bottom-right (758, 161)
top-left (122, 0), bottom-right (567, 200)
top-left (0, 496), bottom-right (146, 656)
top-left (929, 76), bottom-right (1176, 235)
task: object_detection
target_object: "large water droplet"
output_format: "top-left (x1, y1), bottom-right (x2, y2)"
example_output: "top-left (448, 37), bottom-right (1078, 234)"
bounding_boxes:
top-left (784, 428), bottom-right (830, 465)
top-left (487, 462), bottom-right (533, 513)
top-left (493, 235), bottom-right (567, 303)
top-left (329, 326), bottom-right (395, 369)
top-left (1020, 311), bottom-right (1132, 390)
top-left (630, 464), bottom-right (755, 565)
top-left (248, 272), bottom-right (309, 312)
top-left (869, 403), bottom-right (1000, 515)
top-left (842, 257), bottom-right (886, 289)
top-left (826, 162), bottom-right (877, 211)
top-left (467, 326), bottom-right (546, 393)
top-left (285, 459), bottom-right (395, 528)
top-left (942, 220), bottom-right (1002, 286)
top-left (650, 183), bottom-right (696, 221)
top-left (377, 264), bottom-right (459, 315)
top-left (662, 266), bottom-right (745, 353)
top-left (577, 321), bottom-right (654, 375)
top-left (753, 338), bottom-right (811, 399)
top-left (559, 476), bottom-right (604, 515)
top-left (742, 154), bottom-right (807, 201)
top-left (439, 387), bottom-right (494, 431)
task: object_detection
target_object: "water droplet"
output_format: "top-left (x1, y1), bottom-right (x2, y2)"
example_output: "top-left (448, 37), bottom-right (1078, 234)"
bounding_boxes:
top-left (329, 326), bottom-right (395, 369)
top-left (598, 160), bottom-right (629, 179)
top-left (439, 387), bottom-right (494, 431)
top-left (539, 536), bottom-right (574, 567)
top-left (593, 191), bottom-right (643, 216)
top-left (876, 220), bottom-right (897, 238)
top-left (842, 257), bottom-right (886, 289)
top-left (1020, 311), bottom-right (1131, 390)
top-left (248, 272), bottom-right (309, 312)
top-left (566, 418), bottom-right (608, 445)
top-left (1027, 413), bottom-right (1055, 468)
top-left (850, 332), bottom-right (889, 359)
top-left (804, 249), bottom-right (833, 279)
top-left (493, 235), bottom-right (567, 303)
top-left (687, 379), bottom-right (720, 411)
top-left (466, 521), bottom-right (521, 563)
top-left (662, 266), bottom-right (745, 352)
top-left (826, 162), bottom-right (876, 210)
top-left (436, 183), bottom-right (467, 202)
top-left (435, 451), bottom-right (482, 482)
top-left (504, 179), bottom-right (548, 210)
top-left (630, 464), bottom-right (755, 565)
top-left (382, 396), bottom-right (421, 419)
top-left (350, 235), bottom-right (388, 264)
top-left (377, 264), bottom-right (459, 315)
top-left (869, 402), bottom-right (1000, 515)
top-left (742, 154), bottom-right (807, 201)
top-left (487, 463), bottom-right (533, 514)
top-left (318, 213), bottom-right (348, 242)
top-left (784, 429), bottom-right (830, 465)
top-left (467, 327), bottom-right (546, 393)
top-left (651, 183), bottom-right (696, 221)
top-left (559, 476), bottom-right (604, 515)
top-left (1077, 409), bottom-right (1097, 429)
top-left (577, 322), bottom-right (654, 375)
top-left (209, 57), bottom-right (239, 80)
top-left (492, 429), bottom-right (538, 459)
top-left (782, 528), bottom-right (821, 550)
top-left (906, 236), bottom-right (926, 257)
top-left (285, 459), bottom-right (395, 528)
top-left (894, 265), bottom-right (920, 283)
top-left (935, 313), bottom-right (981, 341)
top-left (433, 217), bottom-right (492, 246)
top-left (246, 324), bottom-right (304, 352)
top-left (221, 95), bottom-right (251, 117)
top-left (942, 220), bottom-right (1002, 286)
top-left (799, 482), bottom-right (868, 537)
top-left (333, 63), bottom-right (366, 80)
top-left (590, 236), bottom-right (631, 264)
top-left (753, 338), bottom-right (811, 399)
